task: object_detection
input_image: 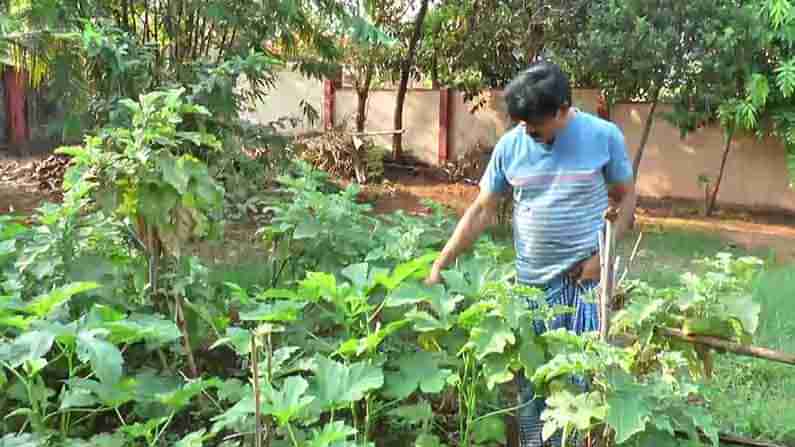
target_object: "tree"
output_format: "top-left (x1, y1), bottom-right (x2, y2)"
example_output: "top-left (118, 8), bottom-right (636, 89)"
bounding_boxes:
top-left (574, 0), bottom-right (721, 183)
top-left (417, 0), bottom-right (551, 102)
top-left (0, 0), bottom-right (378, 137)
top-left (392, 0), bottom-right (430, 160)
top-left (665, 1), bottom-right (773, 216)
top-left (339, 0), bottom-right (405, 132)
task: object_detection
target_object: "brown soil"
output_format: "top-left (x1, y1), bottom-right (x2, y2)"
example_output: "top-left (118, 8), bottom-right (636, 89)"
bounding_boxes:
top-left (0, 154), bottom-right (60, 215)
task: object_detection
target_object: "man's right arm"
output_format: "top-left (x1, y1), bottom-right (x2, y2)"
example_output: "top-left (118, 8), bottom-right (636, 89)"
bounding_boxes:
top-left (426, 188), bottom-right (502, 284)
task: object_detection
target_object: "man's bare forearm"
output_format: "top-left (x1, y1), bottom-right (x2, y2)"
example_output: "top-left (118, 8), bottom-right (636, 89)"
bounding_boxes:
top-left (433, 203), bottom-right (494, 272)
top-left (609, 182), bottom-right (635, 241)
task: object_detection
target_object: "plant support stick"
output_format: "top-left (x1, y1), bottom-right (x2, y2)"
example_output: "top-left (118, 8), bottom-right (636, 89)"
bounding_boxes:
top-left (599, 218), bottom-right (616, 341)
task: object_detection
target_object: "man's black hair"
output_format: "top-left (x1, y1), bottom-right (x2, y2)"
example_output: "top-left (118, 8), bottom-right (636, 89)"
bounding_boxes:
top-left (504, 62), bottom-right (572, 124)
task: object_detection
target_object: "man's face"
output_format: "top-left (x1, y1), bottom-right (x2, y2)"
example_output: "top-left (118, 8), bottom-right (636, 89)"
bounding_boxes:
top-left (523, 108), bottom-right (567, 144)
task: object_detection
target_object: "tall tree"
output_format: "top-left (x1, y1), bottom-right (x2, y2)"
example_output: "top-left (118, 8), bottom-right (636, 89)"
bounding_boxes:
top-left (574, 0), bottom-right (716, 183)
top-left (339, 0), bottom-right (405, 132)
top-left (392, 0), bottom-right (430, 160)
top-left (665, 1), bottom-right (772, 216)
top-left (416, 0), bottom-right (550, 102)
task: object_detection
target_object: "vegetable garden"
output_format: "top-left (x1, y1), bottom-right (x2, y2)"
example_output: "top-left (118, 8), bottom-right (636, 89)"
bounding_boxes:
top-left (2, 0), bottom-right (795, 446)
top-left (1, 140), bottom-right (792, 446)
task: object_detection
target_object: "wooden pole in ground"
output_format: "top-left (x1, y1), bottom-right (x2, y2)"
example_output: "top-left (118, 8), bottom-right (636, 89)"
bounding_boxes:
top-left (600, 217), bottom-right (616, 341)
top-left (659, 328), bottom-right (795, 366)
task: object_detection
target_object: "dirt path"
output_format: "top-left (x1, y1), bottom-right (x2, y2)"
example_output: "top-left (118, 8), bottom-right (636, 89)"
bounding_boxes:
top-left (366, 170), bottom-right (795, 263)
top-left (0, 154), bottom-right (59, 215)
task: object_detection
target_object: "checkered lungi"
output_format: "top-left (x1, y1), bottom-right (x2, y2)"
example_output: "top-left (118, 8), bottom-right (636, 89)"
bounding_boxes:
top-left (516, 274), bottom-right (599, 447)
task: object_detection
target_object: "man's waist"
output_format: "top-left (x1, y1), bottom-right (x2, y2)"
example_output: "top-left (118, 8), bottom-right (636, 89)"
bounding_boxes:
top-left (516, 249), bottom-right (598, 287)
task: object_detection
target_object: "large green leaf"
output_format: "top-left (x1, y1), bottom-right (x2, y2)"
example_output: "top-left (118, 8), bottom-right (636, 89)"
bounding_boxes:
top-left (541, 390), bottom-right (606, 441)
top-left (338, 320), bottom-right (409, 357)
top-left (341, 263), bottom-right (370, 290)
top-left (312, 356), bottom-right (383, 408)
top-left (466, 316), bottom-right (515, 360)
top-left (264, 376), bottom-right (315, 425)
top-left (76, 330), bottom-right (123, 385)
top-left (211, 395), bottom-right (255, 434)
top-left (294, 220), bottom-right (323, 239)
top-left (682, 406), bottom-right (719, 447)
top-left (518, 328), bottom-right (546, 378)
top-left (138, 182), bottom-right (179, 226)
top-left (307, 421), bottom-right (357, 447)
top-left (483, 354), bottom-right (514, 390)
top-left (0, 433), bottom-right (46, 447)
top-left (0, 330), bottom-right (55, 368)
top-left (387, 283), bottom-right (445, 308)
top-left (722, 294), bottom-right (761, 335)
top-left (210, 327), bottom-right (251, 355)
top-left (158, 154), bottom-right (191, 194)
top-left (67, 378), bottom-right (136, 408)
top-left (23, 282), bottom-right (99, 317)
top-left (174, 430), bottom-right (210, 447)
top-left (300, 272), bottom-right (338, 301)
top-left (605, 369), bottom-right (652, 444)
top-left (159, 378), bottom-right (221, 411)
top-left (238, 300), bottom-right (307, 322)
top-left (406, 292), bottom-right (462, 332)
top-left (100, 313), bottom-right (181, 348)
top-left (606, 393), bottom-right (650, 444)
top-left (387, 402), bottom-right (434, 426)
top-left (383, 351), bottom-right (452, 399)
top-left (472, 415), bottom-right (507, 444)
top-left (60, 387), bottom-right (99, 409)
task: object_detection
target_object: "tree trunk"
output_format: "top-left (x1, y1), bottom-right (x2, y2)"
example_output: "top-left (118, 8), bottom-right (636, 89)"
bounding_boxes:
top-left (627, 88), bottom-right (661, 229)
top-left (4, 68), bottom-right (29, 147)
top-left (393, 0), bottom-right (430, 161)
top-left (631, 89), bottom-right (661, 182)
top-left (355, 65), bottom-right (374, 133)
top-left (706, 130), bottom-right (734, 217)
top-left (355, 87), bottom-right (368, 133)
top-left (430, 51), bottom-right (439, 89)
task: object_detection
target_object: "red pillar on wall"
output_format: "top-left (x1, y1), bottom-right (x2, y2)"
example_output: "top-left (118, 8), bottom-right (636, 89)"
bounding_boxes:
top-left (323, 79), bottom-right (336, 131)
top-left (596, 92), bottom-right (610, 121)
top-left (438, 87), bottom-right (450, 165)
top-left (4, 67), bottom-right (29, 145)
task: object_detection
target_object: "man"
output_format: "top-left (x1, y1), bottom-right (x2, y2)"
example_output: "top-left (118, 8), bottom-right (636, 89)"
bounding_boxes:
top-left (425, 62), bottom-right (634, 446)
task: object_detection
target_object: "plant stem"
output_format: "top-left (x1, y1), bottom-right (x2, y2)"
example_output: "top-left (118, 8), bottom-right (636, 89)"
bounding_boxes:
top-left (175, 294), bottom-right (199, 378)
top-left (252, 335), bottom-right (262, 447)
top-left (152, 412), bottom-right (175, 447)
top-left (114, 407), bottom-right (126, 426)
top-left (286, 422), bottom-right (300, 447)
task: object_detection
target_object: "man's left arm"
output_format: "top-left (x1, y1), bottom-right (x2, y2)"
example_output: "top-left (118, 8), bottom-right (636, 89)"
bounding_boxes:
top-left (607, 180), bottom-right (635, 241)
top-left (574, 124), bottom-right (635, 282)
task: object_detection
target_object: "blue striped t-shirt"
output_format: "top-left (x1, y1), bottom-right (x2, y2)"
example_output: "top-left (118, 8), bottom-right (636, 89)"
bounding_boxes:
top-left (480, 111), bottom-right (633, 285)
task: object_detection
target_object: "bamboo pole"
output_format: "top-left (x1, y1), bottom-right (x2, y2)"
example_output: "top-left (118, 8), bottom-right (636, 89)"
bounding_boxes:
top-left (659, 327), bottom-right (795, 366)
top-left (599, 218), bottom-right (616, 341)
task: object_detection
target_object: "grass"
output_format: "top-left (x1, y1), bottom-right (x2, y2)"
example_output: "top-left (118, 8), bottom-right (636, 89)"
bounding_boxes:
top-left (618, 226), bottom-right (773, 288)
top-left (619, 227), bottom-right (795, 444)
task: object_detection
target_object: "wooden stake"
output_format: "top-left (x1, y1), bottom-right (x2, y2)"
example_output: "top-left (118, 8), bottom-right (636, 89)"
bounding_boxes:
top-left (252, 335), bottom-right (262, 447)
top-left (659, 328), bottom-right (795, 366)
top-left (599, 218), bottom-right (616, 341)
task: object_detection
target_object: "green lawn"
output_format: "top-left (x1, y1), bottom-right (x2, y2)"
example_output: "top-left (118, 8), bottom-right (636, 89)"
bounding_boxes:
top-left (617, 228), bottom-right (795, 444)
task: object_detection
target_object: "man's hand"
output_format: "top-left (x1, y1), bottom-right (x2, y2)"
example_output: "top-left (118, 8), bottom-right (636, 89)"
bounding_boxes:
top-left (425, 264), bottom-right (443, 286)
